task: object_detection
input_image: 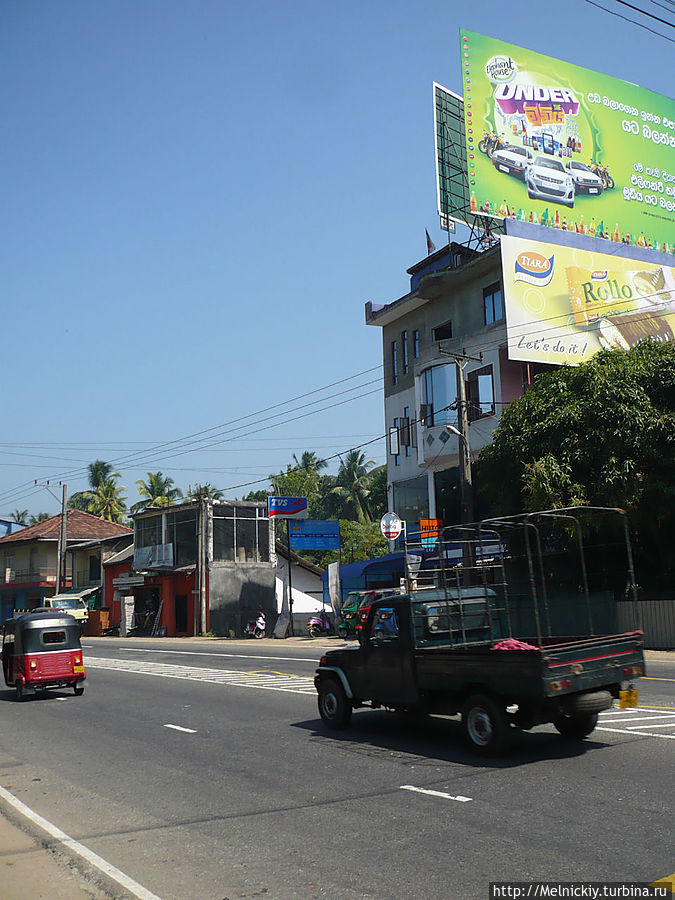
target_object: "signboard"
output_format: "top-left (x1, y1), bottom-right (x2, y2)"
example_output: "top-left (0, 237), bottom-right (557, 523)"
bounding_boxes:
top-left (461, 30), bottom-right (675, 254)
top-left (133, 543), bottom-right (174, 570)
top-left (380, 512), bottom-right (403, 541)
top-left (267, 497), bottom-right (309, 519)
top-left (420, 518), bottom-right (443, 547)
top-left (434, 83), bottom-right (469, 230)
top-left (288, 519), bottom-right (340, 551)
top-left (501, 233), bottom-right (675, 365)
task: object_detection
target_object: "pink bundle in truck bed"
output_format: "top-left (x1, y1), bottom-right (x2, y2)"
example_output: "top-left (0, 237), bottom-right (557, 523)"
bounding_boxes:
top-left (492, 638), bottom-right (539, 650)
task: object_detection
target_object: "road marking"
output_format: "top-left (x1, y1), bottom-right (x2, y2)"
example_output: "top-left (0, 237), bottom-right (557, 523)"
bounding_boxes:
top-left (596, 727), bottom-right (675, 739)
top-left (0, 783), bottom-right (161, 900)
top-left (118, 647), bottom-right (315, 663)
top-left (85, 657), bottom-right (316, 694)
top-left (603, 715), bottom-right (675, 723)
top-left (163, 724), bottom-right (197, 733)
top-left (644, 677), bottom-right (675, 682)
top-left (400, 785), bottom-right (472, 802)
top-left (627, 721), bottom-right (675, 729)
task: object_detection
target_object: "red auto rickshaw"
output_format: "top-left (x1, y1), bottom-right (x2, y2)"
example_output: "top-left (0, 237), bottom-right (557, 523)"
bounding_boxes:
top-left (2, 611), bottom-right (86, 701)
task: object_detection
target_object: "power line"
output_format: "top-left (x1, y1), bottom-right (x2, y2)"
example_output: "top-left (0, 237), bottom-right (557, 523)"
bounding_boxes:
top-left (585, 0), bottom-right (675, 41)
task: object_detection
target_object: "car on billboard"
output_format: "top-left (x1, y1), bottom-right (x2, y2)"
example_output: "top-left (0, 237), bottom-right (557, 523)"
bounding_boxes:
top-left (491, 144), bottom-right (533, 179)
top-left (525, 155), bottom-right (575, 208)
top-left (564, 160), bottom-right (604, 195)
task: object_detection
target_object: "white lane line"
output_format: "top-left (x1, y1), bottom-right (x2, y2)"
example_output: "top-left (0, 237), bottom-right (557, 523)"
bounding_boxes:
top-left (596, 727), bottom-right (675, 739)
top-left (626, 722), bottom-right (675, 729)
top-left (600, 715), bottom-right (675, 723)
top-left (118, 648), bottom-right (315, 663)
top-left (400, 785), bottom-right (472, 802)
top-left (0, 784), bottom-right (161, 900)
top-left (163, 724), bottom-right (197, 733)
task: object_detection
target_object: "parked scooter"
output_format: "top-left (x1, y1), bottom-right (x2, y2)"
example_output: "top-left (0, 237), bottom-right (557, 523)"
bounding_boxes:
top-left (245, 610), bottom-right (266, 639)
top-left (306, 607), bottom-right (333, 638)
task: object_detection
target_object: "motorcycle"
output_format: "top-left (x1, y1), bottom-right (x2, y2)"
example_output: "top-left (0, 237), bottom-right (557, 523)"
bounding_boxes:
top-left (478, 131), bottom-right (508, 158)
top-left (590, 161), bottom-right (614, 189)
top-left (306, 608), bottom-right (334, 638)
top-left (245, 610), bottom-right (266, 639)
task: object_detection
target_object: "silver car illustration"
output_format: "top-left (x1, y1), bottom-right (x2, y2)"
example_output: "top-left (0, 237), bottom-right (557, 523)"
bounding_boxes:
top-left (565, 160), bottom-right (604, 195)
top-left (491, 144), bottom-right (534, 180)
top-left (525, 155), bottom-right (575, 208)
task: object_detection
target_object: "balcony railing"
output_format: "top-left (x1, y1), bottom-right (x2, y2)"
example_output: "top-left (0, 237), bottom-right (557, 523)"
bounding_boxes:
top-left (0, 567), bottom-right (67, 585)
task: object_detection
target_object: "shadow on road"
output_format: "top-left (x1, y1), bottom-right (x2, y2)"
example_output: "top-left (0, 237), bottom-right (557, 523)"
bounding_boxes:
top-left (292, 710), bottom-right (612, 769)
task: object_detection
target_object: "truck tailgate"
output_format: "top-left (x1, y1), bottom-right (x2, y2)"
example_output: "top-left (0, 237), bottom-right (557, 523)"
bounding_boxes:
top-left (540, 632), bottom-right (644, 697)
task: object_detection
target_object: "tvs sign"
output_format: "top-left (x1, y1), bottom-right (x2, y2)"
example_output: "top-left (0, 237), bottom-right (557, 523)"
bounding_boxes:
top-left (267, 497), bottom-right (309, 519)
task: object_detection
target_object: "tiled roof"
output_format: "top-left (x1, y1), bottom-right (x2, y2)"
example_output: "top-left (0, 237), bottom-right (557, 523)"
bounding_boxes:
top-left (0, 509), bottom-right (132, 544)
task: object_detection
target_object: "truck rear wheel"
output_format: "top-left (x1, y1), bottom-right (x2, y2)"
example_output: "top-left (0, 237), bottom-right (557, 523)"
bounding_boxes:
top-left (318, 679), bottom-right (352, 730)
top-left (462, 694), bottom-right (510, 755)
top-left (554, 712), bottom-right (598, 738)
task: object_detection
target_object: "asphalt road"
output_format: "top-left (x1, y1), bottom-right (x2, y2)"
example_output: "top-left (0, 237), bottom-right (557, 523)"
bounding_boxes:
top-left (0, 637), bottom-right (672, 900)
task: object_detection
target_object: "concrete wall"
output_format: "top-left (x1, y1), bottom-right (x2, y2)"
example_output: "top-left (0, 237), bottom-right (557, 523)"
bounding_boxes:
top-left (208, 561), bottom-right (276, 637)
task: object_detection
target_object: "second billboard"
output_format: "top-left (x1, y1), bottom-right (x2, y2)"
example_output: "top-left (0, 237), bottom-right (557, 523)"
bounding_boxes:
top-left (461, 30), bottom-right (675, 255)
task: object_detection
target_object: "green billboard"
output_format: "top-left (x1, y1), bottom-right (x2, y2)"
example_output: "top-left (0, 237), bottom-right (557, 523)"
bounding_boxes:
top-left (461, 30), bottom-right (675, 254)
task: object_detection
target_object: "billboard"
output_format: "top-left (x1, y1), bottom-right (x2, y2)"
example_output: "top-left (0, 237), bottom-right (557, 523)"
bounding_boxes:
top-left (501, 233), bottom-right (675, 366)
top-left (461, 30), bottom-right (675, 254)
top-left (267, 497), bottom-right (308, 519)
top-left (288, 519), bottom-right (340, 551)
top-left (434, 83), bottom-right (469, 230)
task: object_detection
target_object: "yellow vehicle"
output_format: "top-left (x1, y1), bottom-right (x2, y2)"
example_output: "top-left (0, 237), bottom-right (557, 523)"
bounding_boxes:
top-left (41, 595), bottom-right (89, 632)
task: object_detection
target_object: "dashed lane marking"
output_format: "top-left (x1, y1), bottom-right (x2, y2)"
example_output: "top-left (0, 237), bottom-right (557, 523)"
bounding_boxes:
top-left (400, 785), bottom-right (472, 802)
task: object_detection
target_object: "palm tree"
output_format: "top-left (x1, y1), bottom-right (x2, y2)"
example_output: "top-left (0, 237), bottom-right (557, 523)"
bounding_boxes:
top-left (86, 476), bottom-right (127, 523)
top-left (29, 512), bottom-right (50, 525)
top-left (187, 483), bottom-right (224, 501)
top-left (10, 509), bottom-right (28, 525)
top-left (88, 460), bottom-right (119, 488)
top-left (292, 451), bottom-right (327, 474)
top-left (132, 472), bottom-right (183, 513)
top-left (330, 450), bottom-right (375, 523)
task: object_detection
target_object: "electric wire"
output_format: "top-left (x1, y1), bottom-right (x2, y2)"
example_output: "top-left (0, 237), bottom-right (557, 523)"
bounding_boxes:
top-left (584, 0), bottom-right (675, 41)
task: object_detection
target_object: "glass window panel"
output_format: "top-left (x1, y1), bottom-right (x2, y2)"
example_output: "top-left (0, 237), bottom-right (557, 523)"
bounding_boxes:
top-left (237, 518), bottom-right (257, 562)
top-left (213, 518), bottom-right (235, 561)
top-left (257, 520), bottom-right (270, 562)
top-left (174, 517), bottom-right (197, 566)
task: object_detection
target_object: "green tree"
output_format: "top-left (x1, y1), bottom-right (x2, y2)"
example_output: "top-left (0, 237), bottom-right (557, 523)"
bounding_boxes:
top-left (187, 483), bottom-right (224, 501)
top-left (10, 509), bottom-right (28, 525)
top-left (330, 450), bottom-right (375, 523)
top-left (86, 476), bottom-right (127, 523)
top-left (69, 460), bottom-right (122, 512)
top-left (291, 451), bottom-right (327, 474)
top-left (29, 512), bottom-right (49, 525)
top-left (317, 520), bottom-right (388, 568)
top-left (367, 465), bottom-right (388, 520)
top-left (476, 342), bottom-right (675, 576)
top-left (132, 472), bottom-right (183, 513)
top-left (241, 489), bottom-right (270, 502)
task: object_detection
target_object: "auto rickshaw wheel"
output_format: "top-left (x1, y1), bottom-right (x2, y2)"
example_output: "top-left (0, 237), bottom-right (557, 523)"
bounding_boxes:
top-left (317, 678), bottom-right (352, 729)
top-left (15, 680), bottom-right (25, 702)
top-left (73, 685), bottom-right (85, 696)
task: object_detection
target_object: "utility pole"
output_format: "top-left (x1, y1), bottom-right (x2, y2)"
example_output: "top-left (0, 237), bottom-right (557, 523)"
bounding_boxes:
top-left (35, 481), bottom-right (67, 593)
top-left (286, 519), bottom-right (294, 637)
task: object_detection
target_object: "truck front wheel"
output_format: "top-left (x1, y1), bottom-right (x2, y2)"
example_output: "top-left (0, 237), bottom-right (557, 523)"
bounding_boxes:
top-left (462, 694), bottom-right (510, 755)
top-left (318, 679), bottom-right (352, 730)
top-left (554, 712), bottom-right (598, 739)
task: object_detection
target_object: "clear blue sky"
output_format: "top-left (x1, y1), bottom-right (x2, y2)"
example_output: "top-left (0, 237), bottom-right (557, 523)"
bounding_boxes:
top-left (1, 0), bottom-right (672, 517)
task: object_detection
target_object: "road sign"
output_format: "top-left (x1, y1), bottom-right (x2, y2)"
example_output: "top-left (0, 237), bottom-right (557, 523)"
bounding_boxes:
top-left (289, 519), bottom-right (340, 550)
top-left (380, 512), bottom-right (403, 541)
top-left (267, 497), bottom-right (308, 519)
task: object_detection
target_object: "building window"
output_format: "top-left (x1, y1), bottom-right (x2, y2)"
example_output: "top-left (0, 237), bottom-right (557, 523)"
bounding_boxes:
top-left (420, 364), bottom-right (457, 427)
top-left (413, 329), bottom-right (420, 358)
top-left (467, 365), bottom-right (495, 422)
top-left (135, 514), bottom-right (163, 549)
top-left (432, 320), bottom-right (453, 342)
top-left (391, 340), bottom-right (398, 385)
top-left (483, 282), bottom-right (504, 325)
top-left (402, 331), bottom-right (409, 374)
top-left (213, 504), bottom-right (269, 563)
top-left (390, 418), bottom-right (400, 466)
top-left (165, 509), bottom-right (198, 566)
top-left (403, 407), bottom-right (411, 456)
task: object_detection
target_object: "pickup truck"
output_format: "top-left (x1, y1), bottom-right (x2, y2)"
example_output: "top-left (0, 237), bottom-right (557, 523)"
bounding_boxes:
top-left (314, 590), bottom-right (644, 754)
top-left (315, 507), bottom-right (645, 755)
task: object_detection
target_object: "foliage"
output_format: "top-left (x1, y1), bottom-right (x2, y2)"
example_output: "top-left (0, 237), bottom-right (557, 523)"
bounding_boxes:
top-left (85, 476), bottom-right (128, 524)
top-left (10, 509), bottom-right (28, 525)
top-left (87, 460), bottom-right (118, 488)
top-left (315, 520), bottom-right (388, 568)
top-left (241, 489), bottom-right (270, 503)
top-left (187, 483), bottom-right (224, 501)
top-left (29, 512), bottom-right (49, 525)
top-left (132, 472), bottom-right (183, 513)
top-left (476, 342), bottom-right (675, 576)
top-left (330, 450), bottom-right (376, 523)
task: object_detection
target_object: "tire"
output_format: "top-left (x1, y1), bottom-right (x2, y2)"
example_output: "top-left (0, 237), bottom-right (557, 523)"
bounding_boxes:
top-left (254, 628), bottom-right (264, 639)
top-left (317, 679), bottom-right (352, 730)
top-left (462, 694), bottom-right (510, 755)
top-left (478, 139), bottom-right (488, 154)
top-left (563, 690), bottom-right (612, 715)
top-left (338, 624), bottom-right (348, 639)
top-left (15, 680), bottom-right (25, 702)
top-left (74, 685), bottom-right (85, 696)
top-left (554, 712), bottom-right (598, 739)
top-left (605, 175), bottom-right (614, 189)
top-left (308, 625), bottom-right (321, 638)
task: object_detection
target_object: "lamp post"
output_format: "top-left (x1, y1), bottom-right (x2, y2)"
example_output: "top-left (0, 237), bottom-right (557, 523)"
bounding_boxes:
top-left (445, 424), bottom-right (474, 525)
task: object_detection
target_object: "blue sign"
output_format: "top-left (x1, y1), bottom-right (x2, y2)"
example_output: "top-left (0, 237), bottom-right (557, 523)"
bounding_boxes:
top-left (289, 519), bottom-right (340, 550)
top-left (267, 497), bottom-right (308, 519)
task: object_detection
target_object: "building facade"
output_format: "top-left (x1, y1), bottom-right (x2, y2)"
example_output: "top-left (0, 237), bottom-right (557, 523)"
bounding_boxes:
top-left (366, 242), bottom-right (547, 528)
